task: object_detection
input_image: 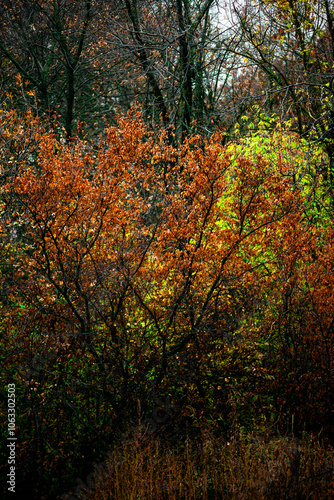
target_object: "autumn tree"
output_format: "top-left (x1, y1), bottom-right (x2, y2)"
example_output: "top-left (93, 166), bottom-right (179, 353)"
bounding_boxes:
top-left (222, 0), bottom-right (334, 186)
top-left (2, 3), bottom-right (334, 496)
top-left (2, 105), bottom-right (332, 496)
top-left (225, 119), bottom-right (334, 436)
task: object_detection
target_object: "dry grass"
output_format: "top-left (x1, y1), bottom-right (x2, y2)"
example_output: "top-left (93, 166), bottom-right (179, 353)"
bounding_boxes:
top-left (71, 430), bottom-right (334, 500)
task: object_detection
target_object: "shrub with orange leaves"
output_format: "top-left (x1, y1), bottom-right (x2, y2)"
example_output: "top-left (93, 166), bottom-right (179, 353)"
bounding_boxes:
top-left (1, 108), bottom-right (334, 498)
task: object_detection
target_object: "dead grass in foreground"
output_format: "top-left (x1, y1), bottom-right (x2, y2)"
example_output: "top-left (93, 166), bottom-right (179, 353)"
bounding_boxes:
top-left (73, 430), bottom-right (334, 499)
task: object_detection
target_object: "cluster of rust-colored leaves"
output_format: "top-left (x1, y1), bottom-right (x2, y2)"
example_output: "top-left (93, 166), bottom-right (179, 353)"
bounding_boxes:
top-left (1, 107), bottom-right (334, 498)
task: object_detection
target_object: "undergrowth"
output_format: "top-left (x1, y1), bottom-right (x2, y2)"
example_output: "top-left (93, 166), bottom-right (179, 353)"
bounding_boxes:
top-left (64, 428), bottom-right (334, 500)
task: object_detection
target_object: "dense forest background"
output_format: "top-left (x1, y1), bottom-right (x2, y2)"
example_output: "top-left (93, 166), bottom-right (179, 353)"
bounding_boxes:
top-left (1, 1), bottom-right (334, 498)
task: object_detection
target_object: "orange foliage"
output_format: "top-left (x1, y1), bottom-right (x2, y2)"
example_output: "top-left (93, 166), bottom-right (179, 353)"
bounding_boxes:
top-left (1, 108), bottom-right (334, 497)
